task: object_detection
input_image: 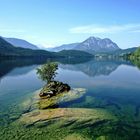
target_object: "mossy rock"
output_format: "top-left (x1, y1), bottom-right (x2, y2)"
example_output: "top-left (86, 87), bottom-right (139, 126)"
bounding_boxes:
top-left (39, 81), bottom-right (71, 98)
top-left (39, 88), bottom-right (86, 109)
top-left (19, 108), bottom-right (116, 127)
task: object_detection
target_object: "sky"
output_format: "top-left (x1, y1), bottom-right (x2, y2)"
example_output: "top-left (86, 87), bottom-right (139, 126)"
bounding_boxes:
top-left (0, 0), bottom-right (140, 49)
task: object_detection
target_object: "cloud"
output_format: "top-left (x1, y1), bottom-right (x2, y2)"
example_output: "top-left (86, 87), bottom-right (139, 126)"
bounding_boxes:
top-left (69, 24), bottom-right (140, 34)
top-left (0, 28), bottom-right (25, 33)
top-left (131, 30), bottom-right (140, 33)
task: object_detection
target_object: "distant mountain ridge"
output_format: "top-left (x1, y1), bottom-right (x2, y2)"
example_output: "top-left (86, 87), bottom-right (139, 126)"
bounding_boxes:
top-left (75, 37), bottom-right (120, 52)
top-left (4, 37), bottom-right (39, 50)
top-left (0, 37), bottom-right (93, 59)
top-left (0, 37), bottom-right (15, 50)
top-left (0, 37), bottom-right (54, 57)
top-left (48, 43), bottom-right (79, 52)
top-left (0, 35), bottom-right (138, 58)
top-left (50, 36), bottom-right (120, 53)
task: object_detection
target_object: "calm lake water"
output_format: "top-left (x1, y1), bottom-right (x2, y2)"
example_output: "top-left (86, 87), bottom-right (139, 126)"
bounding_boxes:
top-left (0, 58), bottom-right (140, 140)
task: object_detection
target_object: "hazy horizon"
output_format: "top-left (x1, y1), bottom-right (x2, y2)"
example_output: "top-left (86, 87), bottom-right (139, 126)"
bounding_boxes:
top-left (0, 0), bottom-right (140, 49)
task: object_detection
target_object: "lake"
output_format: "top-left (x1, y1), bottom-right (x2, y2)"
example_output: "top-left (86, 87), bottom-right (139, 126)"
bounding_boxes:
top-left (0, 58), bottom-right (140, 140)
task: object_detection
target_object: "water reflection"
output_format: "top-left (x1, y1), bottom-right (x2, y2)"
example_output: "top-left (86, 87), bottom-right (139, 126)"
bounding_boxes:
top-left (0, 57), bottom-right (92, 79)
top-left (0, 58), bottom-right (135, 83)
top-left (59, 59), bottom-right (133, 77)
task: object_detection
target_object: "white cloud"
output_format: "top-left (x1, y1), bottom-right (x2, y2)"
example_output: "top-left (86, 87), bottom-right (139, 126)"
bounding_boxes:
top-left (0, 28), bottom-right (25, 33)
top-left (69, 24), bottom-right (140, 34)
top-left (131, 30), bottom-right (140, 33)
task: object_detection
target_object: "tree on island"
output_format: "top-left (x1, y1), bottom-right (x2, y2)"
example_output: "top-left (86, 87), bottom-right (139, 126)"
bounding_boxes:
top-left (37, 61), bottom-right (58, 84)
top-left (37, 61), bottom-right (70, 98)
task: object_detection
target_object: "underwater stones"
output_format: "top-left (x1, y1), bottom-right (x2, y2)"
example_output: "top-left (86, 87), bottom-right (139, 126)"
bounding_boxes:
top-left (38, 88), bottom-right (86, 109)
top-left (63, 133), bottom-right (87, 140)
top-left (18, 108), bottom-right (116, 128)
top-left (39, 81), bottom-right (71, 98)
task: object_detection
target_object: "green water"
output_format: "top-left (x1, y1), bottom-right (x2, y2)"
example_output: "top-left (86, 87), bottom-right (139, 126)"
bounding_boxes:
top-left (0, 58), bottom-right (140, 140)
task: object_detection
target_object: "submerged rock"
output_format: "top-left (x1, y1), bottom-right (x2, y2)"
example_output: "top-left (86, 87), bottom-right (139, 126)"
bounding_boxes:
top-left (39, 88), bottom-right (86, 109)
top-left (39, 81), bottom-right (71, 98)
top-left (17, 88), bottom-right (117, 140)
top-left (19, 108), bottom-right (117, 128)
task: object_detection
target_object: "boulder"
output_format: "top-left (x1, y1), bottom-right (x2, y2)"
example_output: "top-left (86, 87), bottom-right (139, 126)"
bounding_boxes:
top-left (39, 88), bottom-right (86, 109)
top-left (39, 81), bottom-right (70, 98)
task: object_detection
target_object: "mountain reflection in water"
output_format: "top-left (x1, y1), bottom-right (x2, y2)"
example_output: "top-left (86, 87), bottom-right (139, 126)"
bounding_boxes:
top-left (0, 58), bottom-right (133, 79)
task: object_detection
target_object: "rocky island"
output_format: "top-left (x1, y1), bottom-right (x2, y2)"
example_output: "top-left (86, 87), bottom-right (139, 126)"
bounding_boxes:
top-left (39, 81), bottom-right (71, 98)
top-left (37, 61), bottom-right (71, 101)
top-left (36, 61), bottom-right (86, 109)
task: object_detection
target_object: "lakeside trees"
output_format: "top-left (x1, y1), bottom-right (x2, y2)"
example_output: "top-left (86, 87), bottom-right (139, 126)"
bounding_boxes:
top-left (130, 47), bottom-right (140, 69)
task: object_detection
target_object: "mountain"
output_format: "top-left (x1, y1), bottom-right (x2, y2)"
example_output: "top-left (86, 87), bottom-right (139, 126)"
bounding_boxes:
top-left (49, 36), bottom-right (120, 53)
top-left (4, 37), bottom-right (39, 50)
top-left (74, 37), bottom-right (120, 53)
top-left (0, 37), bottom-right (54, 58)
top-left (0, 37), bottom-right (93, 59)
top-left (129, 47), bottom-right (140, 69)
top-left (112, 47), bottom-right (137, 56)
top-left (131, 47), bottom-right (140, 57)
top-left (47, 43), bottom-right (79, 52)
top-left (55, 50), bottom-right (93, 58)
top-left (0, 37), bottom-right (16, 54)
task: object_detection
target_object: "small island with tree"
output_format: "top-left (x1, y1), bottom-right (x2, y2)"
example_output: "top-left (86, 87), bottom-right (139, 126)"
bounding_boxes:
top-left (37, 61), bottom-right (71, 98)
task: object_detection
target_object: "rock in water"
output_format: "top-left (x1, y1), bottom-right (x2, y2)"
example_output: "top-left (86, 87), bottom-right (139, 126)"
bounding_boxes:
top-left (39, 81), bottom-right (71, 98)
top-left (39, 88), bottom-right (86, 109)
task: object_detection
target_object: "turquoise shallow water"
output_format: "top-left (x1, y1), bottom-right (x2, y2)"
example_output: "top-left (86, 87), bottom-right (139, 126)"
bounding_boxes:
top-left (0, 58), bottom-right (140, 140)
